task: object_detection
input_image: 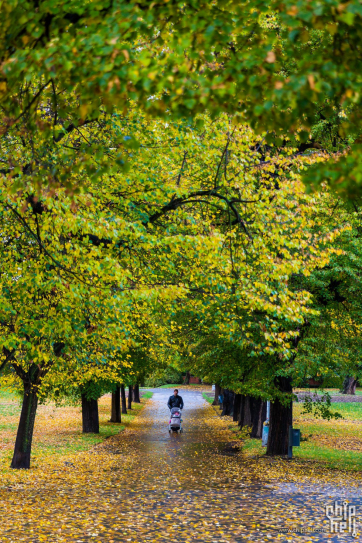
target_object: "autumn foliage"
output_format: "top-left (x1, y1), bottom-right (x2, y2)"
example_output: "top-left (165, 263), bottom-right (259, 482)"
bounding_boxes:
top-left (1, 0), bottom-right (362, 470)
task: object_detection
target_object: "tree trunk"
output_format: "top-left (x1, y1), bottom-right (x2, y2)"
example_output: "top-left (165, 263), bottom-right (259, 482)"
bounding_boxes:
top-left (221, 389), bottom-right (234, 416)
top-left (237, 394), bottom-right (244, 424)
top-left (184, 371), bottom-right (191, 385)
top-left (342, 376), bottom-right (357, 395)
top-left (250, 398), bottom-right (267, 438)
top-left (127, 385), bottom-right (133, 410)
top-left (82, 395), bottom-right (99, 433)
top-left (213, 384), bottom-right (221, 406)
top-left (266, 377), bottom-right (293, 456)
top-left (219, 387), bottom-right (224, 410)
top-left (238, 395), bottom-right (265, 438)
top-left (110, 386), bottom-right (121, 423)
top-left (239, 395), bottom-right (252, 427)
top-left (230, 391), bottom-right (235, 417)
top-left (233, 393), bottom-right (241, 422)
top-left (11, 383), bottom-right (38, 469)
top-left (133, 383), bottom-right (141, 403)
top-left (121, 384), bottom-right (127, 414)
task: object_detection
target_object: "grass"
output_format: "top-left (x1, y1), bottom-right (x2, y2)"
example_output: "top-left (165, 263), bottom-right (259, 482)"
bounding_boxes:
top-left (155, 383), bottom-right (212, 391)
top-left (156, 383), bottom-right (197, 388)
top-left (295, 387), bottom-right (362, 396)
top-left (242, 438), bottom-right (362, 471)
top-left (0, 390), bottom-right (153, 472)
top-left (202, 391), bottom-right (213, 404)
top-left (238, 400), bottom-right (362, 472)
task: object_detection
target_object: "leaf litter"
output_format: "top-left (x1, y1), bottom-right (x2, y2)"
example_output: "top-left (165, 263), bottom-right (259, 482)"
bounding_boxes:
top-left (0, 389), bottom-right (361, 542)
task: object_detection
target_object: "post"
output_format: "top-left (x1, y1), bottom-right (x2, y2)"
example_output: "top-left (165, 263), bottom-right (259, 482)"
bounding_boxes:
top-left (262, 400), bottom-right (270, 447)
top-left (288, 425), bottom-right (293, 459)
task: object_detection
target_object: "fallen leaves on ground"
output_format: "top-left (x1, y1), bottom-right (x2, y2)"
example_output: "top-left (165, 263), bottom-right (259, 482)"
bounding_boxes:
top-left (0, 393), bottom-right (143, 470)
top-left (0, 391), bottom-right (361, 542)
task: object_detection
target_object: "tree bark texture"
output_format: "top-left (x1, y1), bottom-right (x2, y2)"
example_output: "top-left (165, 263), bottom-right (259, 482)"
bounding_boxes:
top-left (250, 398), bottom-right (266, 438)
top-left (213, 384), bottom-right (221, 406)
top-left (82, 395), bottom-right (99, 433)
top-left (238, 395), bottom-right (252, 427)
top-left (110, 386), bottom-right (121, 423)
top-left (342, 376), bottom-right (357, 395)
top-left (184, 371), bottom-right (190, 385)
top-left (233, 393), bottom-right (241, 422)
top-left (221, 389), bottom-right (235, 416)
top-left (11, 383), bottom-right (39, 469)
top-left (266, 377), bottom-right (293, 456)
top-left (121, 384), bottom-right (127, 414)
top-left (237, 395), bottom-right (266, 438)
top-left (133, 383), bottom-right (141, 403)
top-left (127, 385), bottom-right (133, 410)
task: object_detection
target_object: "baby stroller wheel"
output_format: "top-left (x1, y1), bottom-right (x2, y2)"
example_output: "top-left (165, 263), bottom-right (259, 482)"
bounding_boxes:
top-left (180, 428), bottom-right (183, 433)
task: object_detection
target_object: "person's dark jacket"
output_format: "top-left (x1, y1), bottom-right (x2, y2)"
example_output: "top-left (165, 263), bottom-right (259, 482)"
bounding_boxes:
top-left (167, 394), bottom-right (184, 409)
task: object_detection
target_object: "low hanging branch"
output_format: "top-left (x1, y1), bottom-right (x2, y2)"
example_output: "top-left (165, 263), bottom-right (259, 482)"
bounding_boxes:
top-left (146, 188), bottom-right (252, 239)
top-left (0, 347), bottom-right (16, 372)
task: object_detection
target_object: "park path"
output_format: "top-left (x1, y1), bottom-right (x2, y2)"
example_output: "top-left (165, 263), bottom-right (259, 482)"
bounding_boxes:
top-left (0, 389), bottom-right (361, 542)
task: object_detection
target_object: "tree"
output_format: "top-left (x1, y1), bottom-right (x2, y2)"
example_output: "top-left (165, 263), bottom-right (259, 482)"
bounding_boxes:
top-left (110, 386), bottom-right (122, 423)
top-left (342, 377), bottom-right (358, 396)
top-left (291, 201), bottom-right (362, 398)
top-left (133, 384), bottom-right (141, 404)
top-left (121, 384), bottom-right (127, 415)
top-left (0, 107), bottom-right (227, 467)
top-left (2, 1), bottom-right (362, 199)
top-left (0, 97), bottom-right (354, 464)
top-left (221, 390), bottom-right (234, 417)
top-left (235, 395), bottom-right (266, 439)
top-left (0, 189), bottom-right (134, 465)
top-left (146, 116), bottom-right (346, 455)
top-left (266, 377), bottom-right (293, 456)
top-left (212, 384), bottom-right (222, 406)
top-left (81, 395), bottom-right (100, 434)
top-left (127, 385), bottom-right (133, 410)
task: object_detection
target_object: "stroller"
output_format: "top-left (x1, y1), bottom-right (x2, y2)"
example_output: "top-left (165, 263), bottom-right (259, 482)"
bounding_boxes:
top-left (168, 407), bottom-right (183, 433)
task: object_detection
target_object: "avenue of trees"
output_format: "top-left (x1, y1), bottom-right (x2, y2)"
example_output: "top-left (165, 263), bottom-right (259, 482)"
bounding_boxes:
top-left (1, 0), bottom-right (362, 465)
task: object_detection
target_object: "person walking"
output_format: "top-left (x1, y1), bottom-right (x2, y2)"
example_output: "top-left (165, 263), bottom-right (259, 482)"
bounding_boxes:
top-left (167, 389), bottom-right (184, 410)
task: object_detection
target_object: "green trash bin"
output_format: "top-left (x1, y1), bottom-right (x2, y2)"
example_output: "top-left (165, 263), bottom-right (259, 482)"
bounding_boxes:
top-left (288, 427), bottom-right (301, 458)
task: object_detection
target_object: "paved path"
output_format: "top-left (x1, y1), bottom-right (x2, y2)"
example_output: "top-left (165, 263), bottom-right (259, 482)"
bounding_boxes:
top-left (102, 389), bottom-right (361, 542)
top-left (1, 389), bottom-right (361, 542)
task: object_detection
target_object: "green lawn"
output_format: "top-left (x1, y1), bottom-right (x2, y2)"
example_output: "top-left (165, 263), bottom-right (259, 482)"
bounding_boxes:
top-left (242, 437), bottom-right (362, 471)
top-left (296, 387), bottom-right (362, 396)
top-left (239, 401), bottom-right (362, 471)
top-left (154, 383), bottom-right (211, 389)
top-left (0, 390), bottom-right (153, 472)
top-left (202, 392), bottom-right (213, 404)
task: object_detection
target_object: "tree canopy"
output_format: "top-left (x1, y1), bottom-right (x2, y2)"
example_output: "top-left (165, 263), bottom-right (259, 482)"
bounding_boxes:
top-left (1, 1), bottom-right (362, 194)
top-left (1, 1), bottom-right (362, 467)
